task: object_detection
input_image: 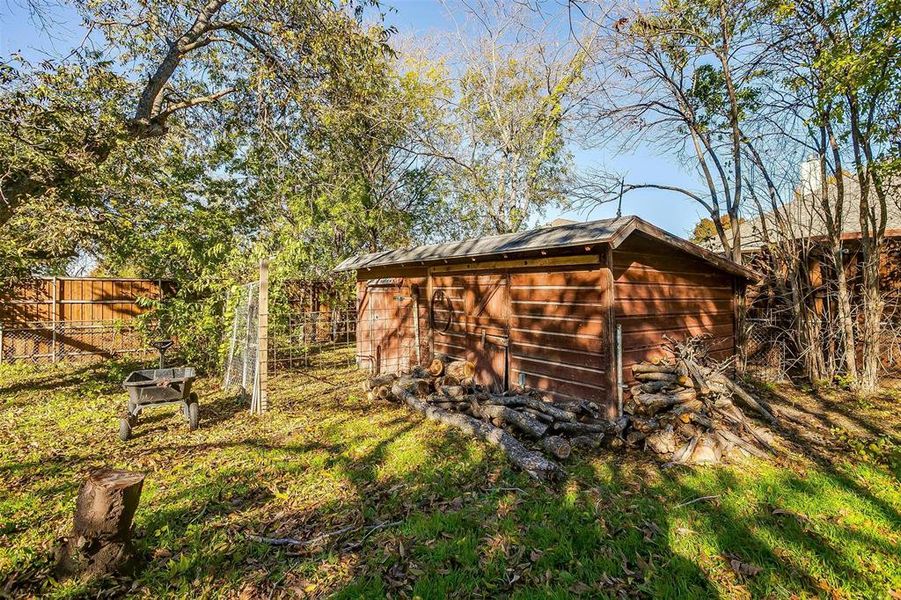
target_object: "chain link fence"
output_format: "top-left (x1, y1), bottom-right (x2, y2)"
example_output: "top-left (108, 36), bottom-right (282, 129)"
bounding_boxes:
top-left (744, 316), bottom-right (901, 382)
top-left (0, 320), bottom-right (151, 364)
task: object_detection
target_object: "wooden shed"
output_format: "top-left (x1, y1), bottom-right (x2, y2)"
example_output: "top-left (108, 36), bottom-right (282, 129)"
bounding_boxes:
top-left (335, 216), bottom-right (756, 418)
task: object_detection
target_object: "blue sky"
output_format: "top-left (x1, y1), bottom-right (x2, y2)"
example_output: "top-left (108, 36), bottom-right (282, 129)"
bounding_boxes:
top-left (0, 0), bottom-right (710, 238)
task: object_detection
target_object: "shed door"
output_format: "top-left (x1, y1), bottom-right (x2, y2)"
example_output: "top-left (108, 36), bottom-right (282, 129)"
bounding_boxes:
top-left (463, 274), bottom-right (509, 392)
top-left (430, 272), bottom-right (509, 392)
top-left (358, 278), bottom-right (415, 374)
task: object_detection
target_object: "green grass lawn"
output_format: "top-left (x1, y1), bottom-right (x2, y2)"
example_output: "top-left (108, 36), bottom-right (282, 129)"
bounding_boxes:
top-left (1, 357), bottom-right (899, 599)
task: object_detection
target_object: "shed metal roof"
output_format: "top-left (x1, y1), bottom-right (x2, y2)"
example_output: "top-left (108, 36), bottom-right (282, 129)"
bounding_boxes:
top-left (335, 215), bottom-right (757, 279)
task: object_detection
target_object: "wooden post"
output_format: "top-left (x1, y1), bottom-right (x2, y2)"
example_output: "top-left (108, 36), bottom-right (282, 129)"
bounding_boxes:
top-left (426, 269), bottom-right (435, 361)
top-left (412, 285), bottom-right (422, 365)
top-left (51, 277), bottom-right (58, 363)
top-left (604, 245), bottom-right (619, 419)
top-left (257, 259), bottom-right (269, 414)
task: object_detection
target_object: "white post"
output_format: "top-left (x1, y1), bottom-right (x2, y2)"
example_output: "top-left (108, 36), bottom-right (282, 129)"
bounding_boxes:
top-left (256, 259), bottom-right (269, 414)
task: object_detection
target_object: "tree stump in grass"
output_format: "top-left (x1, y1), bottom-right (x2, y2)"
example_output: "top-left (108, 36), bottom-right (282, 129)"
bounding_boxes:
top-left (54, 469), bottom-right (145, 578)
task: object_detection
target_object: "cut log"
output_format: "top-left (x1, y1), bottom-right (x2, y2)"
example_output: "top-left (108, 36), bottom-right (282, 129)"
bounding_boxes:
top-left (646, 426), bottom-right (677, 454)
top-left (689, 434), bottom-right (721, 464)
top-left (483, 395), bottom-right (577, 422)
top-left (398, 392), bottom-right (563, 482)
top-left (631, 392), bottom-right (697, 415)
top-left (521, 407), bottom-right (554, 423)
top-left (710, 374), bottom-right (778, 425)
top-left (569, 434), bottom-right (604, 450)
top-left (671, 399), bottom-right (704, 415)
top-left (367, 374), bottom-right (397, 390)
top-left (390, 377), bottom-right (431, 400)
top-left (714, 406), bottom-right (776, 453)
top-left (376, 385), bottom-right (391, 400)
top-left (571, 400), bottom-right (602, 419)
top-left (439, 385), bottom-right (467, 400)
top-left (411, 365), bottom-right (432, 379)
top-left (625, 430), bottom-right (647, 447)
top-left (55, 469), bottom-right (145, 578)
top-left (630, 417), bottom-right (659, 434)
top-left (632, 363), bottom-right (678, 375)
top-left (540, 436), bottom-right (572, 460)
top-left (635, 380), bottom-right (674, 394)
top-left (428, 357), bottom-right (448, 377)
top-left (671, 435), bottom-right (699, 464)
top-left (552, 421), bottom-right (607, 435)
top-left (689, 413), bottom-right (713, 429)
top-left (436, 375), bottom-right (461, 388)
top-left (445, 360), bottom-right (476, 381)
top-left (635, 372), bottom-right (678, 383)
top-left (477, 405), bottom-right (548, 438)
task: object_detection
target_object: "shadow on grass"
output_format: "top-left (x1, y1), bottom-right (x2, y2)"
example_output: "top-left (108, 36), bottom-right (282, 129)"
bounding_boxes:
top-left (3, 365), bottom-right (899, 598)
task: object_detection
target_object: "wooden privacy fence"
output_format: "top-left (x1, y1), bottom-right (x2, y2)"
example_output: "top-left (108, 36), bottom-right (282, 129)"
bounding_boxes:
top-left (0, 277), bottom-right (172, 364)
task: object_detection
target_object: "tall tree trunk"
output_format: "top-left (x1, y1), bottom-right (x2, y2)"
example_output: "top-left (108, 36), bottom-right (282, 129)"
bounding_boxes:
top-left (822, 123), bottom-right (859, 382)
top-left (789, 254), bottom-right (827, 382)
top-left (858, 241), bottom-right (884, 391)
top-left (847, 96), bottom-right (886, 392)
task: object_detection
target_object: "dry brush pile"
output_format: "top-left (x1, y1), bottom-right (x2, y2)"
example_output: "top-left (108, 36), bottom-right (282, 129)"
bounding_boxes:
top-left (368, 340), bottom-right (778, 482)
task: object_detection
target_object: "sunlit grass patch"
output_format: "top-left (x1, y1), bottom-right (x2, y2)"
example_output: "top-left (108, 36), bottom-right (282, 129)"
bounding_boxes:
top-left (0, 360), bottom-right (899, 598)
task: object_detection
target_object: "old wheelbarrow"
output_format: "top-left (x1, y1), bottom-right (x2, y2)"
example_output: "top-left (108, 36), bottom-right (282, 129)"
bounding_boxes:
top-left (119, 340), bottom-right (199, 441)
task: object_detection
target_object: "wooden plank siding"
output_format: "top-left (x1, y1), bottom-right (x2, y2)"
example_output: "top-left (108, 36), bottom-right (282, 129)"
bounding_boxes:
top-left (508, 265), bottom-right (609, 407)
top-left (427, 263), bottom-right (612, 404)
top-left (612, 235), bottom-right (736, 385)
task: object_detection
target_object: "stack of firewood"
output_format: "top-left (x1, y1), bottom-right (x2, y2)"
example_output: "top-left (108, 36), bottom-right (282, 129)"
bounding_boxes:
top-left (621, 344), bottom-right (778, 465)
top-left (367, 342), bottom-right (777, 479)
top-left (365, 356), bottom-right (626, 482)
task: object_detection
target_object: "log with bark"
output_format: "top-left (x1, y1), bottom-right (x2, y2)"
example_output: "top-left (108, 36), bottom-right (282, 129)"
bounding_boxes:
top-left (398, 391), bottom-right (564, 482)
top-left (54, 469), bottom-right (145, 578)
top-left (476, 404), bottom-right (549, 438)
top-left (709, 373), bottom-right (778, 425)
top-left (374, 357), bottom-right (634, 477)
top-left (540, 436), bottom-right (572, 460)
top-left (482, 394), bottom-right (578, 422)
top-left (428, 354), bottom-right (453, 377)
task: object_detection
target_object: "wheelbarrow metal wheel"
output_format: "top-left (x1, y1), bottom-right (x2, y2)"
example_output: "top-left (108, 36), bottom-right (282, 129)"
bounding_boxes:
top-left (119, 418), bottom-right (132, 441)
top-left (187, 393), bottom-right (200, 430)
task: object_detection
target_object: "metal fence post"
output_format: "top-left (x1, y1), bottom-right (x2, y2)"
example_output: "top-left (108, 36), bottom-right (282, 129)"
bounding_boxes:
top-left (616, 323), bottom-right (623, 417)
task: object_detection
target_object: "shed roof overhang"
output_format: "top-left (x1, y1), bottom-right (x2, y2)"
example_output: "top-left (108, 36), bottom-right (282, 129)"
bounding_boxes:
top-left (335, 215), bottom-right (758, 281)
